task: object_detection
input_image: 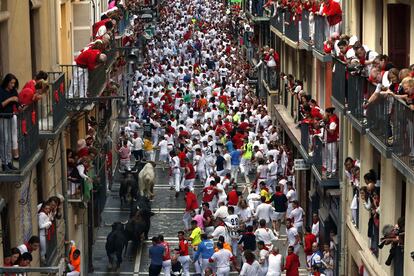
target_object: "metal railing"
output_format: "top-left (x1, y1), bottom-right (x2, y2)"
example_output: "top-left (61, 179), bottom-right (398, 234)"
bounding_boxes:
top-left (38, 72), bottom-right (67, 132)
top-left (262, 66), bottom-right (279, 91)
top-left (271, 8), bottom-right (284, 33)
top-left (0, 104), bottom-right (39, 172)
top-left (366, 83), bottom-right (392, 147)
top-left (392, 99), bottom-right (414, 168)
top-left (312, 136), bottom-right (324, 175)
top-left (60, 64), bottom-right (108, 99)
top-left (347, 75), bottom-right (367, 123)
top-left (284, 10), bottom-right (299, 42)
top-left (300, 123), bottom-right (310, 153)
top-left (332, 58), bottom-right (347, 107)
top-left (301, 10), bottom-right (310, 43)
top-left (45, 220), bottom-right (58, 265)
top-left (314, 15), bottom-right (327, 53)
top-left (0, 258), bottom-right (66, 275)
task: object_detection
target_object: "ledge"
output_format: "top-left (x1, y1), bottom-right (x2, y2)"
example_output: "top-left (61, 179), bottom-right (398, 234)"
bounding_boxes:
top-left (0, 150), bottom-right (44, 182)
top-left (39, 117), bottom-right (70, 140)
top-left (298, 40), bottom-right (312, 51)
top-left (311, 164), bottom-right (340, 187)
top-left (0, 11), bottom-right (10, 23)
top-left (391, 153), bottom-right (414, 183)
top-left (331, 96), bottom-right (346, 114)
top-left (284, 36), bottom-right (299, 49)
top-left (346, 112), bottom-right (366, 134)
top-left (262, 79), bottom-right (278, 94)
top-left (270, 26), bottom-right (283, 38)
top-left (312, 48), bottom-right (332, 62)
top-left (365, 130), bottom-right (392, 159)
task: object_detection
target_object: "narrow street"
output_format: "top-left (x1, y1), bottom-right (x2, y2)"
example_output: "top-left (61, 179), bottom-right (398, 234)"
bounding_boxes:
top-left (90, 151), bottom-right (309, 275)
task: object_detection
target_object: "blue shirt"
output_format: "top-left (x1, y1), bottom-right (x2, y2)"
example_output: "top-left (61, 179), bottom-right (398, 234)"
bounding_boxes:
top-left (194, 239), bottom-right (214, 260)
top-left (225, 141), bottom-right (234, 153)
top-left (149, 244), bottom-right (164, 266)
top-left (230, 150), bottom-right (241, 166)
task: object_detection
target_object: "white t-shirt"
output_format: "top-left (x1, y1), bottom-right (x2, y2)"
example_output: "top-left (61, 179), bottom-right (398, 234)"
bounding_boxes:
top-left (240, 260), bottom-right (260, 276)
top-left (286, 226), bottom-right (299, 247)
top-left (214, 205), bottom-right (229, 219)
top-left (131, 137), bottom-right (143, 151)
top-left (312, 221), bottom-right (320, 242)
top-left (289, 207), bottom-right (304, 227)
top-left (211, 249), bottom-right (233, 269)
top-left (216, 183), bottom-right (227, 201)
top-left (211, 226), bottom-right (231, 244)
top-left (255, 203), bottom-right (274, 223)
top-left (259, 248), bottom-right (269, 269)
top-left (225, 214), bottom-right (239, 239)
top-left (255, 227), bottom-right (277, 245)
top-left (158, 140), bottom-right (168, 154)
top-left (267, 253), bottom-right (283, 275)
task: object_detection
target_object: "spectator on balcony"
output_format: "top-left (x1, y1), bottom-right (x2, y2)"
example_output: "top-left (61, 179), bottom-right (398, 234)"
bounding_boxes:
top-left (75, 47), bottom-right (107, 71)
top-left (3, 247), bottom-right (21, 266)
top-left (67, 242), bottom-right (81, 276)
top-left (354, 45), bottom-right (378, 77)
top-left (0, 73), bottom-right (20, 171)
top-left (18, 79), bottom-right (49, 106)
top-left (324, 107), bottom-right (339, 178)
top-left (17, 236), bottom-right (40, 255)
top-left (22, 70), bottom-right (48, 91)
top-left (319, 0), bottom-right (342, 38)
top-left (38, 202), bottom-right (53, 262)
top-left (93, 18), bottom-right (115, 39)
top-left (16, 252), bottom-right (33, 271)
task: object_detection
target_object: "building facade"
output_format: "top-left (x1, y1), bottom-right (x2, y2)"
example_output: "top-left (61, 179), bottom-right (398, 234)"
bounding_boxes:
top-left (246, 0), bottom-right (414, 275)
top-left (0, 0), bottom-right (129, 274)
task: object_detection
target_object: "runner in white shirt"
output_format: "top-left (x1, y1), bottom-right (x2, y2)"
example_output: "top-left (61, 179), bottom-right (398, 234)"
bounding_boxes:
top-left (289, 200), bottom-right (305, 239)
top-left (286, 218), bottom-right (301, 254)
top-left (254, 197), bottom-right (274, 224)
top-left (266, 247), bottom-right (283, 276)
top-left (257, 241), bottom-right (269, 276)
top-left (224, 206), bottom-right (239, 256)
top-left (158, 136), bottom-right (169, 165)
top-left (209, 242), bottom-right (234, 276)
top-left (255, 219), bottom-right (277, 249)
top-left (240, 251), bottom-right (261, 276)
top-left (286, 182), bottom-right (297, 217)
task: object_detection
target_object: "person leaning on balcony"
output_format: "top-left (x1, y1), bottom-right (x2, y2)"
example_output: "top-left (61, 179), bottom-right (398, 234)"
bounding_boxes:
top-left (67, 241), bottom-right (81, 276)
top-left (17, 236), bottom-right (40, 254)
top-left (38, 202), bottom-right (53, 262)
top-left (18, 79), bottom-right (49, 106)
top-left (319, 0), bottom-right (342, 36)
top-left (22, 70), bottom-right (48, 91)
top-left (75, 47), bottom-right (107, 71)
top-left (0, 73), bottom-right (20, 171)
top-left (324, 107), bottom-right (339, 178)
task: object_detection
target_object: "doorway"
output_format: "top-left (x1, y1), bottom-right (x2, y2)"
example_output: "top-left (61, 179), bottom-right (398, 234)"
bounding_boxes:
top-left (387, 4), bottom-right (410, 68)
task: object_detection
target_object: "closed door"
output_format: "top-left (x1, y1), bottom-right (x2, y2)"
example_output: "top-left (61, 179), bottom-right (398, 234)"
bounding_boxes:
top-left (387, 4), bottom-right (410, 68)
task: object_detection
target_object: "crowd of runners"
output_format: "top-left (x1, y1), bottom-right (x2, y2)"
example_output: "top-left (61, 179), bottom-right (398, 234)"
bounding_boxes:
top-left (117, 0), bottom-right (336, 275)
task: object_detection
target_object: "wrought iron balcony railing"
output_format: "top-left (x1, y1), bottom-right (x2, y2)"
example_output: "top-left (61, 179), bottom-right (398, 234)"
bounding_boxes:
top-left (0, 104), bottom-right (40, 174)
top-left (38, 72), bottom-right (67, 134)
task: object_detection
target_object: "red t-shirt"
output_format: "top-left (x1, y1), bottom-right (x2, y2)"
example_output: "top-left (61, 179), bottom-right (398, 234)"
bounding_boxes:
top-left (178, 151), bottom-right (187, 167)
top-left (304, 233), bottom-right (317, 256)
top-left (23, 80), bottom-right (36, 91)
top-left (227, 189), bottom-right (239, 206)
top-left (202, 186), bottom-right (217, 203)
top-left (179, 239), bottom-right (189, 256)
top-left (92, 19), bottom-right (110, 38)
top-left (185, 192), bottom-right (199, 211)
top-left (161, 241), bottom-right (171, 261)
top-left (18, 87), bottom-right (36, 105)
top-left (75, 49), bottom-right (101, 71)
top-left (185, 163), bottom-right (196, 179)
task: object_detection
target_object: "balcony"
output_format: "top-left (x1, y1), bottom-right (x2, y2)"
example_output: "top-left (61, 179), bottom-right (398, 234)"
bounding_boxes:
top-left (299, 123), bottom-right (339, 186)
top-left (313, 15), bottom-right (332, 62)
top-left (0, 104), bottom-right (43, 181)
top-left (38, 72), bottom-right (69, 138)
top-left (270, 8), bottom-right (284, 36)
top-left (262, 66), bottom-right (279, 92)
top-left (284, 11), bottom-right (299, 45)
top-left (392, 99), bottom-right (414, 182)
top-left (365, 83), bottom-right (392, 157)
top-left (346, 75), bottom-right (367, 133)
top-left (44, 220), bottom-right (58, 265)
top-left (331, 58), bottom-right (347, 112)
top-left (299, 10), bottom-right (312, 50)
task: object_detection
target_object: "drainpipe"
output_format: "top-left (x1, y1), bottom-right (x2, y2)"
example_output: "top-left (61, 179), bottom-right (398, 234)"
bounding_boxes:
top-left (60, 132), bottom-right (70, 255)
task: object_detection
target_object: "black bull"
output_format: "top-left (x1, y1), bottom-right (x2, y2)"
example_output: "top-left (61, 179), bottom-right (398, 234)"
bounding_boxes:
top-left (105, 196), bottom-right (154, 269)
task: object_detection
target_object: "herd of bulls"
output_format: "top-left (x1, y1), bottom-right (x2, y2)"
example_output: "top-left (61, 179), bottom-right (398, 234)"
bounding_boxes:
top-left (105, 162), bottom-right (156, 270)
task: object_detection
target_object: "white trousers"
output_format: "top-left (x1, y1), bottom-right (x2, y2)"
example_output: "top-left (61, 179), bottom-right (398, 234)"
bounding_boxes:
top-left (326, 142), bottom-right (337, 173)
top-left (178, 255), bottom-right (191, 276)
top-left (163, 259), bottom-right (172, 275)
top-left (216, 266), bottom-right (230, 276)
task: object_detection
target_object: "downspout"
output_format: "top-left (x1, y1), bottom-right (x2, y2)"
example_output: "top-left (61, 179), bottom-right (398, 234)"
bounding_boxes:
top-left (60, 132), bottom-right (70, 255)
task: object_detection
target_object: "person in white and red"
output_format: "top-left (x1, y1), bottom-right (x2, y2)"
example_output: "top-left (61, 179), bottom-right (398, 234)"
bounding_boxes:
top-left (324, 107), bottom-right (339, 178)
top-left (286, 218), bottom-right (301, 254)
top-left (209, 241), bottom-right (236, 276)
top-left (289, 200), bottom-right (305, 241)
top-left (159, 234), bottom-right (172, 275)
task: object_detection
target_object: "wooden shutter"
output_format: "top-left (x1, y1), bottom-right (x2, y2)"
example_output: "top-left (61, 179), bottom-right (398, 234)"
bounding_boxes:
top-left (387, 4), bottom-right (410, 68)
top-left (72, 1), bottom-right (92, 55)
